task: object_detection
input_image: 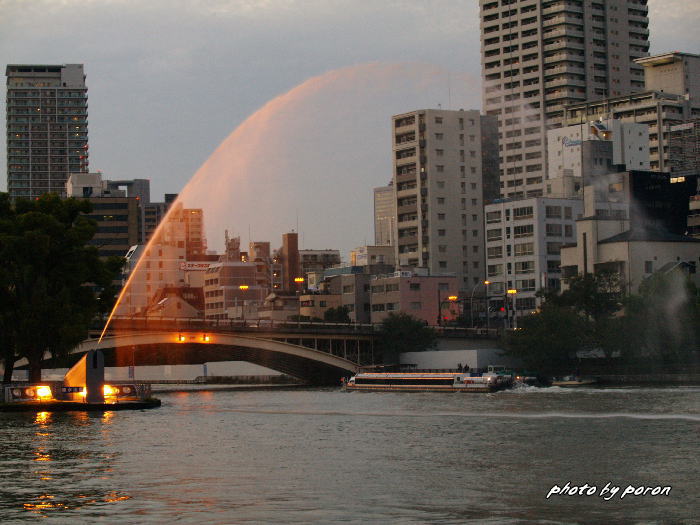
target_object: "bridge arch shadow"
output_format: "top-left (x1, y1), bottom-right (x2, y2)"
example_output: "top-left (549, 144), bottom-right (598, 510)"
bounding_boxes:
top-left (76, 332), bottom-right (359, 385)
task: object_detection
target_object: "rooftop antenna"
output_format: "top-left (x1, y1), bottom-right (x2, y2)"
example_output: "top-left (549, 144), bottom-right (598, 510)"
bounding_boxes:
top-left (448, 71), bottom-right (452, 109)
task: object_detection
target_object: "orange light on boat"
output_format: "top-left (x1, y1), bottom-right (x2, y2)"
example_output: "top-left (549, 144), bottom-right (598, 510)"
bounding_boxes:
top-left (202, 334), bottom-right (210, 342)
top-left (103, 385), bottom-right (116, 397)
top-left (36, 386), bottom-right (52, 400)
top-left (177, 334), bottom-right (186, 342)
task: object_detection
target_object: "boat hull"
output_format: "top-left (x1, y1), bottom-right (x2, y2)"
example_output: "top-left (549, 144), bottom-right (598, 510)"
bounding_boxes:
top-left (346, 384), bottom-right (496, 393)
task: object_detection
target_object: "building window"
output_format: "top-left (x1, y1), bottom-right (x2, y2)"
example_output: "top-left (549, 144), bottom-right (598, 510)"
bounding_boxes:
top-left (436, 149), bottom-right (444, 156)
top-left (545, 206), bottom-right (562, 219)
top-left (514, 242), bottom-right (534, 256)
top-left (409, 283), bottom-right (421, 291)
top-left (565, 224), bottom-right (574, 237)
top-left (515, 261), bottom-right (534, 274)
top-left (438, 213), bottom-right (446, 220)
top-left (487, 264), bottom-right (503, 277)
top-left (435, 133), bottom-right (443, 140)
top-left (487, 246), bottom-right (502, 259)
top-left (487, 228), bottom-right (502, 241)
top-left (644, 260), bottom-right (653, 274)
top-left (438, 229), bottom-right (446, 236)
top-left (513, 225), bottom-right (533, 238)
top-left (437, 197), bottom-right (445, 204)
top-left (546, 223), bottom-right (563, 236)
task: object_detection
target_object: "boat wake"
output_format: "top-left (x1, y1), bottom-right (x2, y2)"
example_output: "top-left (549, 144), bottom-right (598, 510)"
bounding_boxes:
top-left (217, 407), bottom-right (700, 422)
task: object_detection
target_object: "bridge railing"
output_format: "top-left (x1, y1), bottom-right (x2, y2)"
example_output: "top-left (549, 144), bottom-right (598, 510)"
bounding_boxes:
top-left (92, 317), bottom-right (500, 339)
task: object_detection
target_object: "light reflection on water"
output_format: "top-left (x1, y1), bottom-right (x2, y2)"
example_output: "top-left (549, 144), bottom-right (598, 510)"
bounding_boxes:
top-left (0, 386), bottom-right (698, 524)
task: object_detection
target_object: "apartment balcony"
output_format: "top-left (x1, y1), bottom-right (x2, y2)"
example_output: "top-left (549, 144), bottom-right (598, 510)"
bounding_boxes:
top-left (544, 53), bottom-right (584, 65)
top-left (544, 64), bottom-right (585, 76)
top-left (544, 39), bottom-right (584, 53)
top-left (541, 3), bottom-right (583, 16)
top-left (544, 77), bottom-right (586, 89)
top-left (542, 14), bottom-right (584, 28)
top-left (542, 25), bottom-right (584, 39)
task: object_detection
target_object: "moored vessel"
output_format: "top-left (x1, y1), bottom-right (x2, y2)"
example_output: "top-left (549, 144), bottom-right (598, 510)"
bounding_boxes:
top-left (345, 371), bottom-right (512, 393)
top-left (550, 376), bottom-right (598, 387)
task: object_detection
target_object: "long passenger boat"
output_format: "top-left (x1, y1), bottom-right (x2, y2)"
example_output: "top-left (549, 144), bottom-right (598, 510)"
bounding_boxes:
top-left (345, 371), bottom-right (512, 393)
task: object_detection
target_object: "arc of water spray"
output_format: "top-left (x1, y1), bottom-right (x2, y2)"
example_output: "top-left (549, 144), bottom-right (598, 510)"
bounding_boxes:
top-left (98, 62), bottom-right (476, 342)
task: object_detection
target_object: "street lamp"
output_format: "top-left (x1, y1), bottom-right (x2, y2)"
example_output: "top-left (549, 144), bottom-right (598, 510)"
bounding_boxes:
top-left (470, 280), bottom-right (491, 328)
top-left (507, 288), bottom-right (518, 329)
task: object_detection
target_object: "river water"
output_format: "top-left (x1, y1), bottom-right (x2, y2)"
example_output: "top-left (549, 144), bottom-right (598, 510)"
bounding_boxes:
top-left (0, 385), bottom-right (697, 524)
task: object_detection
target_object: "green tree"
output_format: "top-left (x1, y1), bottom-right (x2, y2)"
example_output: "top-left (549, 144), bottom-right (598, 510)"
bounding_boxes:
top-left (0, 193), bottom-right (122, 383)
top-left (377, 312), bottom-right (437, 364)
top-left (621, 272), bottom-right (700, 364)
top-left (323, 305), bottom-right (351, 323)
top-left (547, 271), bottom-right (624, 357)
top-left (502, 304), bottom-right (589, 375)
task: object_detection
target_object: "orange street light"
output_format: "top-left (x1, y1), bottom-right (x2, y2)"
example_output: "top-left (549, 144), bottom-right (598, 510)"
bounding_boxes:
top-left (484, 280), bottom-right (491, 285)
top-left (448, 295), bottom-right (458, 301)
top-left (294, 277), bottom-right (305, 283)
top-left (239, 285), bottom-right (249, 290)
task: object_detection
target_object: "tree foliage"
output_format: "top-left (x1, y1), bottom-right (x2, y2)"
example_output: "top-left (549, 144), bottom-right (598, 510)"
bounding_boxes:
top-left (323, 305), bottom-right (351, 323)
top-left (0, 193), bottom-right (123, 382)
top-left (377, 312), bottom-right (437, 364)
top-left (504, 270), bottom-right (700, 373)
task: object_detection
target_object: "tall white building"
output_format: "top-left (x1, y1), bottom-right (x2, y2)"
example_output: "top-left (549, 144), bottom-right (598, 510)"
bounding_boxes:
top-left (373, 182), bottom-right (396, 246)
top-left (479, 0), bottom-right (650, 199)
top-left (6, 64), bottom-right (88, 199)
top-left (391, 109), bottom-right (499, 290)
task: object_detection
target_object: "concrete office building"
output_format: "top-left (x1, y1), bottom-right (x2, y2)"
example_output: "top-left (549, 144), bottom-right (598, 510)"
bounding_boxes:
top-left (391, 108), bottom-right (499, 290)
top-left (479, 0), bottom-right (649, 198)
top-left (373, 182), bottom-right (396, 246)
top-left (546, 118), bottom-right (649, 196)
top-left (6, 64), bottom-right (89, 199)
top-left (484, 196), bottom-right (582, 316)
top-left (564, 52), bottom-right (700, 172)
top-left (561, 171), bottom-right (700, 292)
top-left (144, 193), bottom-right (177, 241)
top-left (299, 249), bottom-right (341, 276)
top-left (65, 172), bottom-right (139, 259)
top-left (369, 272), bottom-right (459, 326)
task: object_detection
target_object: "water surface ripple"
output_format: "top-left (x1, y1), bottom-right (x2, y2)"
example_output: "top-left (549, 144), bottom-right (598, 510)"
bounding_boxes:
top-left (1, 386), bottom-right (698, 524)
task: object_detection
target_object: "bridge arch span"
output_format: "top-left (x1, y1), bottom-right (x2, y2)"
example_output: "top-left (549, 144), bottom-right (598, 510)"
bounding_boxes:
top-left (76, 331), bottom-right (359, 385)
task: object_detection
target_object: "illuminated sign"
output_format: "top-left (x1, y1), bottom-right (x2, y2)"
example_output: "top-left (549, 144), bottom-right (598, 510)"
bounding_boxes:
top-left (562, 137), bottom-right (582, 147)
top-left (179, 262), bottom-right (211, 271)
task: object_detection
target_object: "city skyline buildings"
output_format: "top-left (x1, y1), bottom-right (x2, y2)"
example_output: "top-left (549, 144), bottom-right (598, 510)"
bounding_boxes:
top-left (479, 0), bottom-right (651, 200)
top-left (1, 1), bottom-right (692, 257)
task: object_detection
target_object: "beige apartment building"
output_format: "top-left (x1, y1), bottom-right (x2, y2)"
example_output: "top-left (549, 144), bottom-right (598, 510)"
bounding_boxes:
top-left (479, 0), bottom-right (650, 199)
top-left (391, 109), bottom-right (499, 291)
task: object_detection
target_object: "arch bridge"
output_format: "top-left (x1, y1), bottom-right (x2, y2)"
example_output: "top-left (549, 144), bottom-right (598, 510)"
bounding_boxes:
top-left (79, 321), bottom-right (378, 385)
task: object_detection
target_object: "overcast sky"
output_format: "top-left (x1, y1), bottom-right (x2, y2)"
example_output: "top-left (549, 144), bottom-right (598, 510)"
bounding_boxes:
top-left (2, 0), bottom-right (698, 256)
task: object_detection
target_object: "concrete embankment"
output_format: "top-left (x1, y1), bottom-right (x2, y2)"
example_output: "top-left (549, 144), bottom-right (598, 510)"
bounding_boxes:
top-left (596, 373), bottom-right (700, 385)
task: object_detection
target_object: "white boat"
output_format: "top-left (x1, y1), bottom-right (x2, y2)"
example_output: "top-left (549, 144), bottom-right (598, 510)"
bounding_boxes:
top-left (345, 371), bottom-right (512, 393)
top-left (551, 376), bottom-right (598, 387)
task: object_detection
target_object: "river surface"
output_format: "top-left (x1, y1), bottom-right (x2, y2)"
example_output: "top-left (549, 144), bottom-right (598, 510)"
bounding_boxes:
top-left (0, 385), bottom-right (698, 524)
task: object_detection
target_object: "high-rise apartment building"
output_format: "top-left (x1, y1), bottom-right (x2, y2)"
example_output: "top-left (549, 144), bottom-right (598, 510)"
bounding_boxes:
top-left (6, 64), bottom-right (88, 199)
top-left (373, 182), bottom-right (396, 246)
top-left (479, 0), bottom-right (649, 199)
top-left (563, 52), bottom-right (700, 173)
top-left (391, 109), bottom-right (499, 290)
